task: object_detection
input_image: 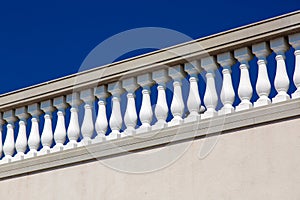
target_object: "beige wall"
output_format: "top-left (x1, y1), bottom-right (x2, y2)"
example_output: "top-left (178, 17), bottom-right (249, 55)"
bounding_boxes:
top-left (1, 118), bottom-right (300, 200)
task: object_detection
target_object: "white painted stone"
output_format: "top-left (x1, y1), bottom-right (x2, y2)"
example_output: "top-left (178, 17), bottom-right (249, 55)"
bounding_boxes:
top-left (0, 114), bottom-right (3, 160)
top-left (252, 42), bottom-right (271, 107)
top-left (94, 86), bottom-right (109, 143)
top-left (52, 111), bottom-right (66, 152)
top-left (52, 97), bottom-right (68, 152)
top-left (184, 61), bottom-right (202, 122)
top-left (217, 52), bottom-right (235, 115)
top-left (152, 69), bottom-right (170, 130)
top-left (292, 50), bottom-right (300, 99)
top-left (201, 57), bottom-right (218, 119)
top-left (122, 77), bottom-right (139, 136)
top-left (14, 107), bottom-right (30, 160)
top-left (26, 103), bottom-right (42, 158)
top-left (137, 73), bottom-right (154, 133)
top-left (168, 65), bottom-right (185, 126)
top-left (108, 82), bottom-right (124, 139)
top-left (270, 37), bottom-right (290, 103)
top-left (66, 93), bottom-right (82, 149)
top-left (234, 47), bottom-right (253, 111)
top-left (289, 33), bottom-right (300, 99)
top-left (39, 100), bottom-right (55, 155)
top-left (80, 89), bottom-right (95, 145)
top-left (2, 110), bottom-right (17, 163)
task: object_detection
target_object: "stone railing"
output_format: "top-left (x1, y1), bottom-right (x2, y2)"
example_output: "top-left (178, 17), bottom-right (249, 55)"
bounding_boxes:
top-left (0, 11), bottom-right (300, 165)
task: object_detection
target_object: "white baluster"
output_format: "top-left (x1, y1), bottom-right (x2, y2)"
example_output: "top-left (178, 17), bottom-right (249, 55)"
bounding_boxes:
top-left (293, 50), bottom-right (300, 99)
top-left (252, 42), bottom-right (272, 107)
top-left (201, 57), bottom-right (219, 119)
top-left (217, 52), bottom-right (236, 115)
top-left (289, 33), bottom-right (300, 99)
top-left (26, 103), bottom-right (42, 158)
top-left (80, 89), bottom-right (95, 145)
top-left (3, 110), bottom-right (17, 163)
top-left (184, 61), bottom-right (203, 122)
top-left (122, 77), bottom-right (139, 136)
top-left (270, 37), bottom-right (290, 103)
top-left (168, 65), bottom-right (186, 126)
top-left (39, 100), bottom-right (55, 155)
top-left (52, 97), bottom-right (68, 152)
top-left (234, 47), bottom-right (253, 111)
top-left (66, 93), bottom-right (82, 149)
top-left (152, 69), bottom-right (170, 130)
top-left (108, 82), bottom-right (124, 139)
top-left (0, 114), bottom-right (3, 160)
top-left (14, 107), bottom-right (30, 160)
top-left (94, 86), bottom-right (109, 143)
top-left (137, 73), bottom-right (154, 133)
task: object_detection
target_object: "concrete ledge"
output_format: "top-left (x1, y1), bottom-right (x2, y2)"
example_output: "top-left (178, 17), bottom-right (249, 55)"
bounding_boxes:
top-left (0, 99), bottom-right (299, 180)
top-left (0, 11), bottom-right (299, 111)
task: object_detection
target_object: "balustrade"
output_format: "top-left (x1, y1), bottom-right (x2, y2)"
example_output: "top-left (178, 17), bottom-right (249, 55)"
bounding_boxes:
top-left (0, 12), bottom-right (300, 165)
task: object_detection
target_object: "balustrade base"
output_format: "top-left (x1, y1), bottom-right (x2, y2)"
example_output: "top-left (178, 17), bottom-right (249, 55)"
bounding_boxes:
top-left (13, 153), bottom-right (25, 161)
top-left (1, 156), bottom-right (12, 164)
top-left (254, 97), bottom-right (271, 108)
top-left (152, 121), bottom-right (167, 131)
top-left (123, 128), bottom-right (136, 137)
top-left (51, 144), bottom-right (64, 153)
top-left (201, 110), bottom-right (217, 119)
top-left (292, 90), bottom-right (300, 99)
top-left (25, 150), bottom-right (38, 159)
top-left (80, 138), bottom-right (93, 146)
top-left (106, 131), bottom-right (120, 140)
top-left (272, 93), bottom-right (290, 103)
top-left (168, 117), bottom-right (183, 127)
top-left (92, 136), bottom-right (106, 144)
top-left (236, 102), bottom-right (252, 112)
top-left (136, 125), bottom-right (151, 134)
top-left (38, 147), bottom-right (51, 156)
top-left (184, 114), bottom-right (200, 123)
top-left (65, 141), bottom-right (80, 150)
top-left (218, 106), bottom-right (234, 115)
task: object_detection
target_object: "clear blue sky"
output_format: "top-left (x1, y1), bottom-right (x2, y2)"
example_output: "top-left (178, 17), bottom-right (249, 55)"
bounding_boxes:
top-left (0, 0), bottom-right (299, 94)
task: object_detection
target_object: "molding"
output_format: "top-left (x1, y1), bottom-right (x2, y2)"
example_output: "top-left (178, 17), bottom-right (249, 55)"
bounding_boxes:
top-left (0, 11), bottom-right (299, 111)
top-left (0, 98), bottom-right (299, 180)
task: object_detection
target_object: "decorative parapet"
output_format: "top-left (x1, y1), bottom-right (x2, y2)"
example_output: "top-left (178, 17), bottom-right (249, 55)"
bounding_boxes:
top-left (0, 10), bottom-right (300, 178)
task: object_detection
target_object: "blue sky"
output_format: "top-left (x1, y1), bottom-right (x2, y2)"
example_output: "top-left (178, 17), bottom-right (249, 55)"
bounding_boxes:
top-left (0, 0), bottom-right (299, 94)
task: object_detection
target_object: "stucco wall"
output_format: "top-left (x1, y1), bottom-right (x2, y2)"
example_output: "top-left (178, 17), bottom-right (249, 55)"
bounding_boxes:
top-left (0, 118), bottom-right (300, 200)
